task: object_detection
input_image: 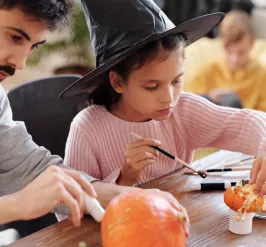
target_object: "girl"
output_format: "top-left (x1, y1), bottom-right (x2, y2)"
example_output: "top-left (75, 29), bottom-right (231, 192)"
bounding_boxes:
top-left (62, 0), bottom-right (266, 195)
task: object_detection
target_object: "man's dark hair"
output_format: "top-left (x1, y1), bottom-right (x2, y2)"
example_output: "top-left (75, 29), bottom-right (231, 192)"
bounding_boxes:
top-left (0, 0), bottom-right (73, 30)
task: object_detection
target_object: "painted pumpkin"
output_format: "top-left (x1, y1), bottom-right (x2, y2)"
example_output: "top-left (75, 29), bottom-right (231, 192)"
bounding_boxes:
top-left (224, 183), bottom-right (264, 214)
top-left (101, 190), bottom-right (187, 247)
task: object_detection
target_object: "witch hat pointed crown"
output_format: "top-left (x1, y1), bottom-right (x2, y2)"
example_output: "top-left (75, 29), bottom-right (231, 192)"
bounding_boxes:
top-left (60, 0), bottom-right (224, 98)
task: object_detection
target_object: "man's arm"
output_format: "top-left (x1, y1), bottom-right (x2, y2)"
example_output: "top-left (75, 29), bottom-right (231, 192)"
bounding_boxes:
top-left (0, 166), bottom-right (97, 226)
top-left (91, 181), bottom-right (134, 208)
top-left (0, 85), bottom-right (64, 194)
top-left (0, 194), bottom-right (20, 224)
top-left (0, 86), bottom-right (98, 215)
top-left (0, 86), bottom-right (158, 221)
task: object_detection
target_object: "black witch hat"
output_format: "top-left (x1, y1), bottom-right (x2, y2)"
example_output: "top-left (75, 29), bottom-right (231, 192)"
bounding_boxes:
top-left (60, 0), bottom-right (224, 98)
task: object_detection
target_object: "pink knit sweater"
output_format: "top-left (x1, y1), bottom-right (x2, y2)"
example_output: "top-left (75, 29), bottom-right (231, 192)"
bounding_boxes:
top-left (64, 92), bottom-right (266, 185)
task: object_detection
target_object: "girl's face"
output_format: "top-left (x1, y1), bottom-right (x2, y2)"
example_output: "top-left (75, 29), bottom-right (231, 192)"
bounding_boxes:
top-left (110, 47), bottom-right (185, 122)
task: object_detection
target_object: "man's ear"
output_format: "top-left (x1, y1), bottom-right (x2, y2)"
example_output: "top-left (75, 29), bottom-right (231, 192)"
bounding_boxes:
top-left (109, 71), bottom-right (124, 93)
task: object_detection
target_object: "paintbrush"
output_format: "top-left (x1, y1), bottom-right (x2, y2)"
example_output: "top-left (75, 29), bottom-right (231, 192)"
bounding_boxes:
top-left (185, 166), bottom-right (252, 174)
top-left (223, 157), bottom-right (255, 167)
top-left (130, 132), bottom-right (207, 179)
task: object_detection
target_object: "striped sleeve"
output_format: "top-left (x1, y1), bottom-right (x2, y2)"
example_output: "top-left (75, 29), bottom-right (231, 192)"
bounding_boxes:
top-left (64, 119), bottom-right (102, 180)
top-left (65, 116), bottom-right (122, 183)
top-left (177, 93), bottom-right (266, 156)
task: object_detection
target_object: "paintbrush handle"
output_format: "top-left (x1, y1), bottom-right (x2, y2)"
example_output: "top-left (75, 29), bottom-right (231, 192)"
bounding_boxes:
top-left (174, 157), bottom-right (197, 172)
top-left (223, 157), bottom-right (255, 167)
top-left (151, 146), bottom-right (175, 159)
top-left (228, 167), bottom-right (252, 171)
top-left (152, 146), bottom-right (207, 178)
top-left (186, 166), bottom-right (252, 174)
top-left (152, 146), bottom-right (197, 172)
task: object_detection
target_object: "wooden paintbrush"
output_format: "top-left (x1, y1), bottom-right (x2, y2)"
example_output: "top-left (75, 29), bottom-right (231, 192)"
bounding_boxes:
top-left (185, 166), bottom-right (252, 174)
top-left (223, 157), bottom-right (255, 167)
top-left (130, 132), bottom-right (207, 179)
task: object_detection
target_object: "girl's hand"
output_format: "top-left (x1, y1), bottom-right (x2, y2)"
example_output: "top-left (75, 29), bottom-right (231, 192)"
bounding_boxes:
top-left (249, 156), bottom-right (266, 195)
top-left (117, 138), bottom-right (161, 186)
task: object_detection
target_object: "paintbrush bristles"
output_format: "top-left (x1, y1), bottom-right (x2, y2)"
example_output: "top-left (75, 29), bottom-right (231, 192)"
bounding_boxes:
top-left (198, 171), bottom-right (207, 178)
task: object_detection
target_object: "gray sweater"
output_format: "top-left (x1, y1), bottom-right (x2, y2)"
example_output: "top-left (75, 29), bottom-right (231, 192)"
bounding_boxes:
top-left (0, 85), bottom-right (95, 214)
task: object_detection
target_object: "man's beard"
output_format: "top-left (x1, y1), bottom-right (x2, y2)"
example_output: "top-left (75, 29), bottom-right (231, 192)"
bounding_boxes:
top-left (0, 65), bottom-right (15, 81)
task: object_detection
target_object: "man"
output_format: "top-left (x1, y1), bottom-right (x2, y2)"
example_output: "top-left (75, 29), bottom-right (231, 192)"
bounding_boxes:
top-left (0, 0), bottom-right (186, 229)
top-left (0, 0), bottom-right (99, 227)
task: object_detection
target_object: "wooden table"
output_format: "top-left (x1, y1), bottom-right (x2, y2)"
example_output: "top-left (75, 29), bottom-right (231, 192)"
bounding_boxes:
top-left (9, 155), bottom-right (266, 247)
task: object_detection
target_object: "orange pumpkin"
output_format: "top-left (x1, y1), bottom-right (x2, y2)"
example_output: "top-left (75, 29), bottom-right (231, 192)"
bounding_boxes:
top-left (224, 184), bottom-right (264, 213)
top-left (101, 190), bottom-right (187, 247)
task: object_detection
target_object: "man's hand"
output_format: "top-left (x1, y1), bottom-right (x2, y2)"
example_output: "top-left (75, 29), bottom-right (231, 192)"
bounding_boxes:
top-left (13, 166), bottom-right (96, 227)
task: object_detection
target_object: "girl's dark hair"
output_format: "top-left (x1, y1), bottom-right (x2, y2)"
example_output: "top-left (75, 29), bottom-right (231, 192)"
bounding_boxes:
top-left (88, 34), bottom-right (186, 110)
top-left (0, 0), bottom-right (73, 30)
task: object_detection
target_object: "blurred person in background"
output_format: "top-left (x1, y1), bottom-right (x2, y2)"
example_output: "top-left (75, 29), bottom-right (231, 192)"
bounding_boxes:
top-left (213, 0), bottom-right (254, 15)
top-left (186, 10), bottom-right (266, 111)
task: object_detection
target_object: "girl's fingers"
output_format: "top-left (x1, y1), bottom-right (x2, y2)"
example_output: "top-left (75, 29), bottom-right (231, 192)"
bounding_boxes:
top-left (249, 157), bottom-right (262, 185)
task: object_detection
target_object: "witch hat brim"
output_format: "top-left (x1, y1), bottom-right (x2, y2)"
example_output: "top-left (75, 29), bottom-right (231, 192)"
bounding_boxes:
top-left (59, 13), bottom-right (224, 98)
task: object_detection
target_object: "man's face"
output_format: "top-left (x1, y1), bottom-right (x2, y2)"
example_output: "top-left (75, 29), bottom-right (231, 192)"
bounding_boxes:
top-left (0, 7), bottom-right (49, 81)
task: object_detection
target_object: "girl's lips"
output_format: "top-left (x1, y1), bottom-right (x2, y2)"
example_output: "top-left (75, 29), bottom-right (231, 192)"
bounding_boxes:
top-left (157, 107), bottom-right (173, 115)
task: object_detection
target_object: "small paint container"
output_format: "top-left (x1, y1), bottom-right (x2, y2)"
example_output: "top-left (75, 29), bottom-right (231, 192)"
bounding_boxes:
top-left (229, 208), bottom-right (254, 235)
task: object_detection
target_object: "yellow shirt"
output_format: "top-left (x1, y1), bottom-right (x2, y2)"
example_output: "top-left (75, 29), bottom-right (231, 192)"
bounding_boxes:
top-left (186, 59), bottom-right (266, 112)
